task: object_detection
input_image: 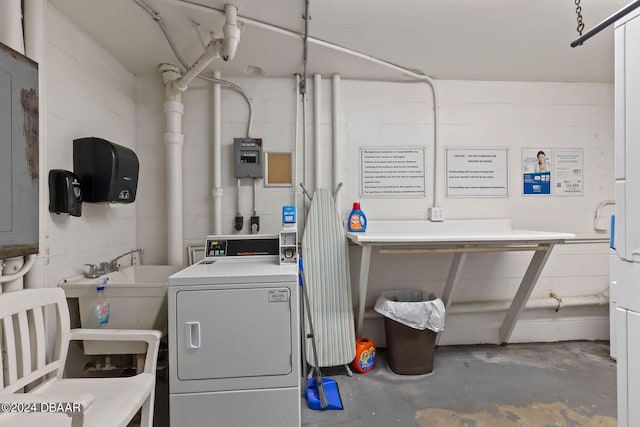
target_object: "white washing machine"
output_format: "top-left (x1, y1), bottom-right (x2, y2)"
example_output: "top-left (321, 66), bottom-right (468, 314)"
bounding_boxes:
top-left (168, 235), bottom-right (300, 427)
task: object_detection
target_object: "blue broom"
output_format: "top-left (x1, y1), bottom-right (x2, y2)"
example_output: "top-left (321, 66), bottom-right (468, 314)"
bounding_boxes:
top-left (299, 258), bottom-right (344, 410)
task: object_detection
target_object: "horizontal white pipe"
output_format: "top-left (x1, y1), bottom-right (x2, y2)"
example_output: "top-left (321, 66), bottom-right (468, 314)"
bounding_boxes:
top-left (449, 293), bottom-right (609, 315)
top-left (0, 0), bottom-right (25, 53)
top-left (0, 255), bottom-right (35, 284)
top-left (314, 74), bottom-right (322, 191)
top-left (364, 292), bottom-right (609, 318)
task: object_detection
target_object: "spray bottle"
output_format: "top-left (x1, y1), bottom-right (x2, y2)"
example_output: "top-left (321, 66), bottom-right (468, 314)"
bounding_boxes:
top-left (95, 277), bottom-right (110, 327)
top-left (347, 202), bottom-right (367, 232)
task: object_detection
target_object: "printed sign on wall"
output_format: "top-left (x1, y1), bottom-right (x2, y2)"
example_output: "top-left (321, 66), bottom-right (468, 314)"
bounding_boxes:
top-left (446, 148), bottom-right (508, 197)
top-left (522, 148), bottom-right (552, 195)
top-left (553, 148), bottom-right (583, 196)
top-left (360, 148), bottom-right (425, 197)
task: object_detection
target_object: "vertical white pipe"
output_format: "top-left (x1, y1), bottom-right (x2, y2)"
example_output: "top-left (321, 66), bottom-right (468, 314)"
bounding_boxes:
top-left (23, 0), bottom-right (43, 61)
top-left (0, 0), bottom-right (26, 290)
top-left (212, 70), bottom-right (223, 235)
top-left (313, 74), bottom-right (322, 191)
top-left (159, 64), bottom-right (185, 266)
top-left (3, 257), bottom-right (25, 292)
top-left (164, 97), bottom-right (184, 266)
top-left (0, 0), bottom-right (25, 54)
top-left (332, 74), bottom-right (340, 212)
top-left (294, 74), bottom-right (303, 233)
top-left (24, 0), bottom-right (46, 290)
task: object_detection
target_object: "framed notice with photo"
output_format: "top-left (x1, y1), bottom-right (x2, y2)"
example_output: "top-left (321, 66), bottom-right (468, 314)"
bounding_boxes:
top-left (522, 148), bottom-right (552, 196)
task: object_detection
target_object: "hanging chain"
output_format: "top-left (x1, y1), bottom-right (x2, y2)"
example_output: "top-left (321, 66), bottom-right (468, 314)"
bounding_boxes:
top-left (575, 0), bottom-right (585, 36)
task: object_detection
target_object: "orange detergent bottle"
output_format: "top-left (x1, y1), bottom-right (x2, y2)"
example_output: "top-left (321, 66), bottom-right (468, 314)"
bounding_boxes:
top-left (352, 337), bottom-right (376, 373)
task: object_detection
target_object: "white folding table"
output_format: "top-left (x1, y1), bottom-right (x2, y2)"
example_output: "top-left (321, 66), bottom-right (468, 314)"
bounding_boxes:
top-left (346, 219), bottom-right (574, 344)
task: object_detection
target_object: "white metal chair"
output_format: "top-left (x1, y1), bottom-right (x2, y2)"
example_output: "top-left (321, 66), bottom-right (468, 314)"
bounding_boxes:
top-left (0, 287), bottom-right (161, 426)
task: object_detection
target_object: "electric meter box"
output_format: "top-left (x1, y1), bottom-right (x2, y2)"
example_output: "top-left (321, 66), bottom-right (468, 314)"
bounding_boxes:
top-left (233, 138), bottom-right (264, 178)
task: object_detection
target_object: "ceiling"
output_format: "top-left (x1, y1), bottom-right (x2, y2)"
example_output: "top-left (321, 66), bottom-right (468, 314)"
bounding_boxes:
top-left (49, 0), bottom-right (630, 82)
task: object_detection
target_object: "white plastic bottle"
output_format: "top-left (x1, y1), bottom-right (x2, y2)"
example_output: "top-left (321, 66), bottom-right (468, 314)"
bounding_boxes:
top-left (95, 278), bottom-right (110, 327)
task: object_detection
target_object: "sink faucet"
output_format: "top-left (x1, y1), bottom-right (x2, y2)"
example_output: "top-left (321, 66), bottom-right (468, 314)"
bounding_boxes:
top-left (108, 249), bottom-right (144, 271)
top-left (83, 249), bottom-right (144, 278)
top-left (84, 262), bottom-right (110, 278)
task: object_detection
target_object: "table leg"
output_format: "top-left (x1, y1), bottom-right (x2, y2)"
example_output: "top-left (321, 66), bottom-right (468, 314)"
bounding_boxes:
top-left (499, 244), bottom-right (554, 344)
top-left (436, 251), bottom-right (467, 345)
top-left (356, 245), bottom-right (372, 336)
top-left (441, 251), bottom-right (467, 311)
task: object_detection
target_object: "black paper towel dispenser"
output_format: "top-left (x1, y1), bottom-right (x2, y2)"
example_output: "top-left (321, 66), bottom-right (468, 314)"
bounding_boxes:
top-left (73, 137), bottom-right (139, 203)
top-left (48, 170), bottom-right (82, 217)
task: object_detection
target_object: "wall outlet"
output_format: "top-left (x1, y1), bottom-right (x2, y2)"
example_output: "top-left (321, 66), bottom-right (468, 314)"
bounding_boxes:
top-left (428, 207), bottom-right (445, 222)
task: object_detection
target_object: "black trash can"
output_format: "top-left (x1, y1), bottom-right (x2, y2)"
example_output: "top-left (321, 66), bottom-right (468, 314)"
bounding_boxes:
top-left (375, 290), bottom-right (444, 375)
top-left (384, 316), bottom-right (437, 375)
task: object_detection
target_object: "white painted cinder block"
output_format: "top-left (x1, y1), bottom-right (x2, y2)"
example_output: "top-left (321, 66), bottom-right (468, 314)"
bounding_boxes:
top-left (129, 71), bottom-right (613, 344)
top-left (45, 5), bottom-right (137, 288)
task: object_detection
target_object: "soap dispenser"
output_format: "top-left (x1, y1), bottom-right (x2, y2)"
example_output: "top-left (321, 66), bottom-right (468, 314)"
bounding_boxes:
top-left (48, 169), bottom-right (82, 217)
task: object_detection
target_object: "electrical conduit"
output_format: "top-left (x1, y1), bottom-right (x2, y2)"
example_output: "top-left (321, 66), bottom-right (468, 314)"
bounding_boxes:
top-left (294, 74), bottom-right (303, 231)
top-left (212, 70), bottom-right (223, 235)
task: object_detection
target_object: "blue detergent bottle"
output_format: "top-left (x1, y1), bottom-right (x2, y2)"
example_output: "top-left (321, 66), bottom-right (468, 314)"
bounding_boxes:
top-left (348, 202), bottom-right (367, 232)
top-left (95, 278), bottom-right (110, 327)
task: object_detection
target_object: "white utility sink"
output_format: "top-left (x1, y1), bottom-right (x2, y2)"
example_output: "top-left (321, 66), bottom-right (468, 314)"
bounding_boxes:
top-left (59, 265), bottom-right (181, 354)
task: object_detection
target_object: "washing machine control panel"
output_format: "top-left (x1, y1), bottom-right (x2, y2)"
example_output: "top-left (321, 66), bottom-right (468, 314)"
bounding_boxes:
top-left (204, 235), bottom-right (280, 259)
top-left (206, 239), bottom-right (228, 258)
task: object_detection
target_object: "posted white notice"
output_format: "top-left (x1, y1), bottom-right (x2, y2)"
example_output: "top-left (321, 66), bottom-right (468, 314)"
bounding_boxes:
top-left (446, 148), bottom-right (508, 197)
top-left (553, 148), bottom-right (583, 196)
top-left (360, 148), bottom-right (425, 197)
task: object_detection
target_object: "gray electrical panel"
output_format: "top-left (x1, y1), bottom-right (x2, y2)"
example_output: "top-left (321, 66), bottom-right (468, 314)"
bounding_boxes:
top-left (233, 138), bottom-right (264, 178)
top-left (0, 43), bottom-right (39, 259)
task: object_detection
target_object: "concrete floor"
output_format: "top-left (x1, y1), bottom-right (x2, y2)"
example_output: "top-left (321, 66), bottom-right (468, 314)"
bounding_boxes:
top-left (302, 341), bottom-right (617, 427)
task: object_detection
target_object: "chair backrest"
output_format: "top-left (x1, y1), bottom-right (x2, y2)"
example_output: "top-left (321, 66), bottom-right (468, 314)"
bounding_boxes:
top-left (0, 288), bottom-right (70, 393)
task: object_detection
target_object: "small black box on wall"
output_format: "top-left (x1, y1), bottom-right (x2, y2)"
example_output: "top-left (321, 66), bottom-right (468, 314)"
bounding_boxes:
top-left (48, 170), bottom-right (82, 217)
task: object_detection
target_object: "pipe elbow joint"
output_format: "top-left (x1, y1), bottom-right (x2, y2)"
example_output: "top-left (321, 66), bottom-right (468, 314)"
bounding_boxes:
top-left (221, 3), bottom-right (240, 61)
top-left (221, 25), bottom-right (241, 61)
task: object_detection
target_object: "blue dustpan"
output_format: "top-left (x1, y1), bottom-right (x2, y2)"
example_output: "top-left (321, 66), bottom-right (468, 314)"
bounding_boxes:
top-left (305, 377), bottom-right (344, 410)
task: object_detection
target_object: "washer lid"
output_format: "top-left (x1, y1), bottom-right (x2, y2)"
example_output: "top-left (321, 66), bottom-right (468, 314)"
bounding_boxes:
top-left (169, 257), bottom-right (298, 285)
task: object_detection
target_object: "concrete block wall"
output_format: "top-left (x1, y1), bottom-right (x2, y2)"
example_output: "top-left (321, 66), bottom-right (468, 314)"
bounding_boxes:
top-left (44, 5), bottom-right (138, 288)
top-left (136, 74), bottom-right (613, 344)
top-left (41, 5), bottom-right (614, 344)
